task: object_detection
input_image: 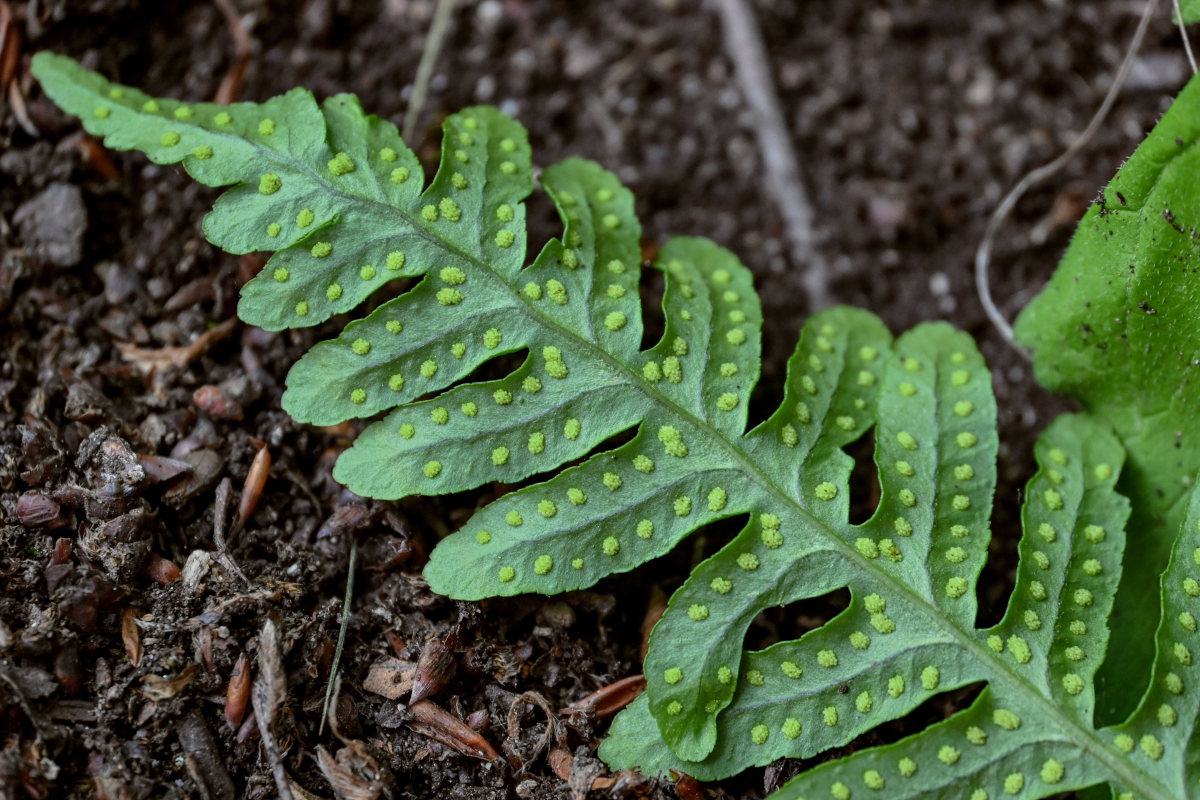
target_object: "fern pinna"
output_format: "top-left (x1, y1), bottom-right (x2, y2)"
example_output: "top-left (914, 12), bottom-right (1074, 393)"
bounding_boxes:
top-left (33, 52), bottom-right (1200, 800)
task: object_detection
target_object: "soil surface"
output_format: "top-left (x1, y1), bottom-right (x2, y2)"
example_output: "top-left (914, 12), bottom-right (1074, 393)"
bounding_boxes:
top-left (0, 1), bottom-right (1192, 799)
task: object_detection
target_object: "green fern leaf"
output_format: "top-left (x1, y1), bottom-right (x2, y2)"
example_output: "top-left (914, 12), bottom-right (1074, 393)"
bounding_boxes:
top-left (33, 52), bottom-right (1200, 800)
top-left (637, 322), bottom-right (998, 761)
top-left (31, 50), bottom-right (533, 338)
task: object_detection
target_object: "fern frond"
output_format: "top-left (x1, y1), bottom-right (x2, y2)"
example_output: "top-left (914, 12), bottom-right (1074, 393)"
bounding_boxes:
top-left (32, 53), bottom-right (1200, 800)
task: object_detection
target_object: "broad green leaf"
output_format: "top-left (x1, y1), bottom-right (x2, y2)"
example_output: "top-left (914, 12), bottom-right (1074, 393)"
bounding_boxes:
top-left (1014, 72), bottom-right (1200, 722)
top-left (1180, 0), bottom-right (1200, 23)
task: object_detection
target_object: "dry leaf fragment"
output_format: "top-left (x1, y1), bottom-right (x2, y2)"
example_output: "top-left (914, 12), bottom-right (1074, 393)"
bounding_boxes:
top-left (286, 779), bottom-right (326, 800)
top-left (136, 453), bottom-right (193, 484)
top-left (549, 747), bottom-right (572, 782)
top-left (142, 663), bottom-right (200, 700)
top-left (408, 699), bottom-right (499, 761)
top-left (121, 608), bottom-right (142, 666)
top-left (362, 658), bottom-right (415, 700)
top-left (234, 443), bottom-right (270, 533)
top-left (193, 384), bottom-right (243, 421)
top-left (16, 493), bottom-right (70, 528)
top-left (566, 749), bottom-right (607, 800)
top-left (54, 643), bottom-right (81, 696)
top-left (117, 316), bottom-right (237, 373)
top-left (163, 277), bottom-right (216, 312)
top-left (316, 743), bottom-right (384, 800)
top-left (225, 652), bottom-right (250, 729)
top-left (674, 773), bottom-right (706, 800)
top-left (560, 674), bottom-right (645, 719)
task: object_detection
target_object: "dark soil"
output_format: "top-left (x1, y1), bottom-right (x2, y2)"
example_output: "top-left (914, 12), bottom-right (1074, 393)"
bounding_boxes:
top-left (0, 1), bottom-right (1191, 798)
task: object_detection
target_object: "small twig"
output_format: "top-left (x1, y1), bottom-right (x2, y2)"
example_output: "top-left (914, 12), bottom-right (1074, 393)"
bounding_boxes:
top-left (403, 0), bottom-right (456, 144)
top-left (319, 535), bottom-right (357, 736)
top-left (1173, 0), bottom-right (1199, 74)
top-left (974, 0), bottom-right (1158, 351)
top-left (712, 0), bottom-right (831, 310)
top-left (177, 709), bottom-right (237, 800)
top-left (116, 315), bottom-right (238, 374)
top-left (212, 477), bottom-right (251, 586)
